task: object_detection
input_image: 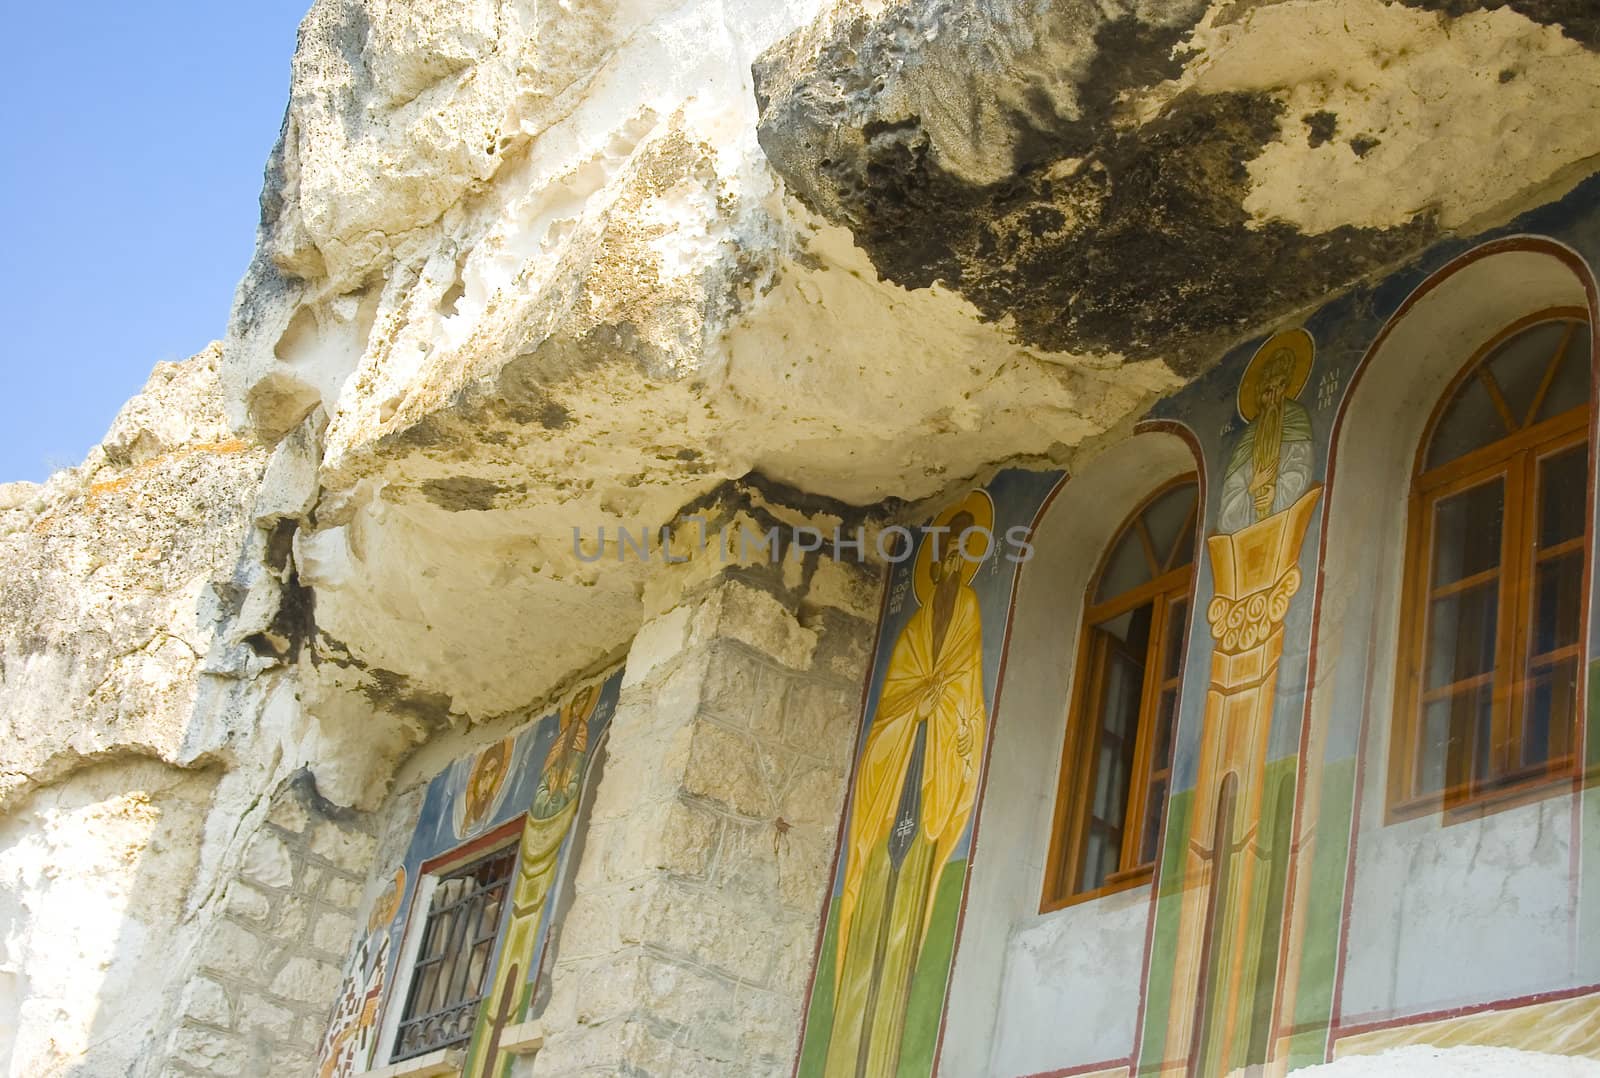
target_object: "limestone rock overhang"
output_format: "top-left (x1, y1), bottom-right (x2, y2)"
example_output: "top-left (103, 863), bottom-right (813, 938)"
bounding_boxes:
top-left (751, 0), bottom-right (1600, 370)
top-left (218, 0), bottom-right (1600, 744)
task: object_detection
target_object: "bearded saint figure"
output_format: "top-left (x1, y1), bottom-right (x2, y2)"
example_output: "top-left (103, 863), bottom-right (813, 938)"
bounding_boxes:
top-left (1217, 345), bottom-right (1314, 534)
top-left (459, 738), bottom-right (513, 837)
top-left (824, 506), bottom-right (989, 1078)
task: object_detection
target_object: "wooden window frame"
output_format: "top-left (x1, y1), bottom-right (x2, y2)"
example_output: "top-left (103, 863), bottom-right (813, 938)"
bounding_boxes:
top-left (1041, 474), bottom-right (1199, 912)
top-left (1388, 306), bottom-right (1593, 824)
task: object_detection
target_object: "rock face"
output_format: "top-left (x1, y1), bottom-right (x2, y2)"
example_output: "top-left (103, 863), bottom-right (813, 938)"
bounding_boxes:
top-left (1, 0), bottom-right (1597, 1073)
top-left (753, 0), bottom-right (1600, 365)
top-left (215, 0), bottom-right (1600, 728)
top-left (0, 348), bottom-right (266, 809)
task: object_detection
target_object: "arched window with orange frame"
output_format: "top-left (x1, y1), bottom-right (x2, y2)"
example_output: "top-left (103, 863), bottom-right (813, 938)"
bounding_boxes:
top-left (1390, 307), bottom-right (1593, 818)
top-left (1043, 475), bottom-right (1199, 909)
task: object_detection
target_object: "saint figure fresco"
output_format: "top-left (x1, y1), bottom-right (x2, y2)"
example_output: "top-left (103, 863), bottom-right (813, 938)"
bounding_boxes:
top-left (455, 736), bottom-right (514, 838)
top-left (532, 683), bottom-right (594, 820)
top-left (1152, 328), bottom-right (1322, 1075)
top-left (824, 493), bottom-right (992, 1077)
top-left (1217, 330), bottom-right (1315, 533)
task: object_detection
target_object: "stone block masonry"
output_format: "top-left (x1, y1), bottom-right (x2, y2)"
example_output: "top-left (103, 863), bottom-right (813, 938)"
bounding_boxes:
top-left (530, 572), bottom-right (877, 1077)
top-left (149, 773), bottom-right (380, 1077)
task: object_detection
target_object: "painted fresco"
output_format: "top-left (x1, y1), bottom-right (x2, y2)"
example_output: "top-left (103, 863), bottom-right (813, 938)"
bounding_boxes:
top-left (315, 671), bottom-right (620, 1077)
top-left (1143, 330), bottom-right (1325, 1075)
top-left (1131, 178), bottom-right (1600, 1075)
top-left (796, 473), bottom-right (1064, 1078)
top-left (815, 173), bottom-right (1600, 1078)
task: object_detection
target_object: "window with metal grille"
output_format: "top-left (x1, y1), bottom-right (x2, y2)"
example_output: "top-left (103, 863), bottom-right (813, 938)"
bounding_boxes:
top-left (392, 845), bottom-right (518, 1061)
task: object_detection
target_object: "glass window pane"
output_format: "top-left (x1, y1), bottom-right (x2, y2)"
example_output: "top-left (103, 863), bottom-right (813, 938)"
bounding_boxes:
top-left (1093, 742), bottom-right (1119, 818)
top-left (1534, 321), bottom-right (1591, 424)
top-left (1082, 830), bottom-right (1111, 891)
top-left (1150, 689), bottom-right (1179, 774)
top-left (1486, 320), bottom-right (1572, 426)
top-left (1424, 580), bottom-right (1499, 691)
top-left (1520, 656), bottom-right (1578, 772)
top-left (1430, 478), bottom-right (1504, 588)
top-left (1098, 603), bottom-right (1154, 651)
top-left (1529, 316), bottom-right (1593, 422)
top-left (1143, 482), bottom-right (1199, 571)
top-left (1136, 688), bottom-right (1180, 867)
top-left (395, 847), bottom-right (518, 1061)
top-left (1163, 599), bottom-right (1189, 682)
top-left (1428, 376), bottom-right (1507, 469)
top-left (1096, 529), bottom-right (1152, 604)
top-left (1416, 686), bottom-right (1492, 797)
top-left (1079, 611), bottom-right (1150, 891)
top-left (1174, 514), bottom-right (1197, 571)
top-left (1537, 444), bottom-right (1587, 549)
top-left (1139, 777), bottom-right (1168, 866)
top-left (1530, 550), bottom-right (1583, 656)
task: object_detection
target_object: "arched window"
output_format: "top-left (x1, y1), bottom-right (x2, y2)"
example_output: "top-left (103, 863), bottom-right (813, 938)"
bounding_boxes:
top-left (1043, 476), bottom-right (1199, 909)
top-left (1391, 308), bottom-right (1593, 817)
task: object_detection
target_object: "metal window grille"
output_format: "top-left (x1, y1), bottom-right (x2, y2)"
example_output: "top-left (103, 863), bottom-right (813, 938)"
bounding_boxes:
top-left (392, 845), bottom-right (518, 1061)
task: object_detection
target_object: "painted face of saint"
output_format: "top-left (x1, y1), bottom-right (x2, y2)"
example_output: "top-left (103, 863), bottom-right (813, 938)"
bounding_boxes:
top-left (934, 511), bottom-right (975, 587)
top-left (465, 741), bottom-right (511, 826)
top-left (1259, 350), bottom-right (1296, 410)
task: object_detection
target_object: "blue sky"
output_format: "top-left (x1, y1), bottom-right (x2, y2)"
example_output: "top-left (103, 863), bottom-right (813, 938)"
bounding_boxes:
top-left (1, 3), bottom-right (310, 483)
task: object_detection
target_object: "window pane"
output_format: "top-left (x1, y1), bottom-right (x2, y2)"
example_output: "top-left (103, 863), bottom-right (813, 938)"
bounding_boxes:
top-left (1530, 550), bottom-right (1583, 656)
top-left (1428, 376), bottom-right (1507, 469)
top-left (1139, 777), bottom-right (1168, 866)
top-left (1096, 528), bottom-right (1152, 604)
top-left (1520, 656), bottom-right (1578, 772)
top-left (1083, 830), bottom-right (1115, 894)
top-left (1533, 321), bottom-right (1591, 425)
top-left (1424, 580), bottom-right (1499, 691)
top-left (1163, 598), bottom-right (1189, 682)
top-left (1143, 483), bottom-right (1199, 571)
top-left (1430, 478), bottom-right (1504, 588)
top-left (1416, 685), bottom-right (1493, 797)
top-left (1486, 320), bottom-right (1572, 426)
top-left (1149, 689), bottom-right (1179, 774)
top-left (1137, 687), bottom-right (1180, 866)
top-left (1078, 607), bottom-right (1152, 891)
top-left (1537, 444), bottom-right (1587, 550)
top-left (395, 848), bottom-right (518, 1061)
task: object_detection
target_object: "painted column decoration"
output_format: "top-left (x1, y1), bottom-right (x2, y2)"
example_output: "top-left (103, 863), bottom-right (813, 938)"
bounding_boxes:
top-left (1155, 330), bottom-right (1322, 1075)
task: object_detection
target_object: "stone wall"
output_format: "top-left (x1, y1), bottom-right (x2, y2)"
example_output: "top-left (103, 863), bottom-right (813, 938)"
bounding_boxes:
top-left (151, 773), bottom-right (379, 1077)
top-left (531, 571), bottom-right (875, 1076)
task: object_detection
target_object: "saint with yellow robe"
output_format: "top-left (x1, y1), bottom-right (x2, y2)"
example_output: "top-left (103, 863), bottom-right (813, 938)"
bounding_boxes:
top-left (824, 495), bottom-right (991, 1077)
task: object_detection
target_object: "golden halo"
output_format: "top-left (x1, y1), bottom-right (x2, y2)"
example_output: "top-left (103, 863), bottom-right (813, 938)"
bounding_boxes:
top-left (912, 490), bottom-right (996, 605)
top-left (1238, 327), bottom-right (1314, 422)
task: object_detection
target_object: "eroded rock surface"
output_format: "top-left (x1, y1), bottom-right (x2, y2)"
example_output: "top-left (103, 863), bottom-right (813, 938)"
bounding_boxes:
top-left (0, 347), bottom-right (269, 811)
top-left (205, 0), bottom-right (1600, 729)
top-left (753, 0), bottom-right (1600, 364)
